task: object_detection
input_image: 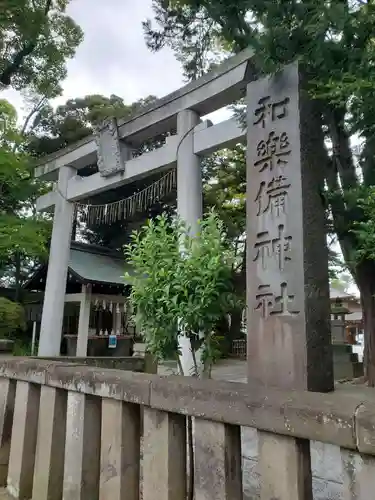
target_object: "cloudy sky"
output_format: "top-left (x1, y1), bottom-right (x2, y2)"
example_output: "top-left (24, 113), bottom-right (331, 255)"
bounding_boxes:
top-left (60, 0), bottom-right (185, 104)
top-left (4, 0), bottom-right (185, 118)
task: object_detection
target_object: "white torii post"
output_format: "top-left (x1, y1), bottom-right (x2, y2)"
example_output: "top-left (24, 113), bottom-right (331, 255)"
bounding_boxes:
top-left (38, 166), bottom-right (76, 356)
top-left (76, 284), bottom-right (92, 356)
top-left (176, 109), bottom-right (203, 376)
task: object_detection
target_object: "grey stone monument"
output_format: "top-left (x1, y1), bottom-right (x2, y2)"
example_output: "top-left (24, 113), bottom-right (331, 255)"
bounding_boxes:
top-left (247, 63), bottom-right (334, 393)
top-left (95, 117), bottom-right (126, 178)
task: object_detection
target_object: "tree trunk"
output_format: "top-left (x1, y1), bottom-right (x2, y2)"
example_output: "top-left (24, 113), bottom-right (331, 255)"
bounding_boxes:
top-left (14, 252), bottom-right (21, 303)
top-left (356, 260), bottom-right (375, 386)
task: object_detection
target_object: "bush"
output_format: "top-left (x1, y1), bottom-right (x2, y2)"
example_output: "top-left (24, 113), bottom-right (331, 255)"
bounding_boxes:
top-left (0, 297), bottom-right (26, 338)
top-left (125, 211), bottom-right (238, 376)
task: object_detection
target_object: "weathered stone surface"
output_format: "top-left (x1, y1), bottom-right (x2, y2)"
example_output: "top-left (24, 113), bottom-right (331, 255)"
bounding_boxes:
top-left (194, 419), bottom-right (242, 500)
top-left (37, 356), bottom-right (146, 372)
top-left (100, 399), bottom-right (140, 500)
top-left (353, 401), bottom-right (375, 455)
top-left (143, 408), bottom-right (186, 500)
top-left (95, 118), bottom-right (126, 178)
top-left (32, 386), bottom-right (67, 500)
top-left (46, 365), bottom-right (152, 405)
top-left (63, 392), bottom-right (101, 500)
top-left (311, 441), bottom-right (343, 485)
top-left (341, 449), bottom-right (375, 500)
top-left (0, 380), bottom-right (15, 486)
top-left (150, 375), bottom-right (359, 449)
top-left (241, 432), bottom-right (363, 500)
top-left (0, 358), bottom-right (50, 385)
top-left (7, 381), bottom-right (40, 499)
top-left (246, 63), bottom-right (333, 392)
top-left (1, 354), bottom-right (375, 499)
top-left (259, 431), bottom-right (312, 499)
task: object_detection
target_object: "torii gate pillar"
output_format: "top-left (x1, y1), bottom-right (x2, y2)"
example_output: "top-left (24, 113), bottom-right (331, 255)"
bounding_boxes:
top-left (177, 109), bottom-right (203, 375)
top-left (38, 166), bottom-right (76, 356)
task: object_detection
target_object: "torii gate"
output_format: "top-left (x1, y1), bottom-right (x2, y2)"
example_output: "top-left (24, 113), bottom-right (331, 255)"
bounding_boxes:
top-left (35, 50), bottom-right (333, 395)
top-left (35, 49), bottom-right (252, 373)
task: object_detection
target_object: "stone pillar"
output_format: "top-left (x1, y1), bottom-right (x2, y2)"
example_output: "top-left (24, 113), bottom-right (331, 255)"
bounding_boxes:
top-left (177, 109), bottom-right (202, 234)
top-left (39, 165), bottom-right (76, 356)
top-left (32, 386), bottom-right (67, 500)
top-left (0, 379), bottom-right (16, 486)
top-left (63, 392), bottom-right (101, 500)
top-left (246, 63), bottom-right (333, 499)
top-left (7, 381), bottom-right (40, 499)
top-left (76, 284), bottom-right (92, 356)
top-left (194, 419), bottom-right (242, 500)
top-left (100, 400), bottom-right (140, 500)
top-left (259, 432), bottom-right (310, 500)
top-left (176, 109), bottom-right (203, 376)
top-left (143, 408), bottom-right (186, 500)
top-left (246, 62), bottom-right (333, 392)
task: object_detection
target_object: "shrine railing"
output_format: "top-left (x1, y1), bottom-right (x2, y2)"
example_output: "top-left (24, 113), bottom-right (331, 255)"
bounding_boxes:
top-left (0, 358), bottom-right (374, 499)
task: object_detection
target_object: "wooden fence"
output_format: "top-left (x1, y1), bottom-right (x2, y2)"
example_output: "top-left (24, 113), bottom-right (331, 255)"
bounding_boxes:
top-left (0, 358), bottom-right (374, 499)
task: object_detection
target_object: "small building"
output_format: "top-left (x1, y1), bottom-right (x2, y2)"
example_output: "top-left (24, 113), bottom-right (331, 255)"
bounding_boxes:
top-left (23, 241), bottom-right (137, 356)
top-left (330, 287), bottom-right (363, 344)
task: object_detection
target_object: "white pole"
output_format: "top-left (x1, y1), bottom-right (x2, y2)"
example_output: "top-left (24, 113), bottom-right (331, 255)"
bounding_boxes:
top-left (76, 284), bottom-right (92, 356)
top-left (177, 109), bottom-right (203, 376)
top-left (31, 321), bottom-right (37, 356)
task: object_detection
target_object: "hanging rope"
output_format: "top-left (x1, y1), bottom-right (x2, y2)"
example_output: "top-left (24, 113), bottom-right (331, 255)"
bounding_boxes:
top-left (75, 167), bottom-right (176, 226)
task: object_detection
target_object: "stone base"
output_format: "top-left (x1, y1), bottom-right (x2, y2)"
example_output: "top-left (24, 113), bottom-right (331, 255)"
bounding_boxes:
top-left (332, 344), bottom-right (364, 380)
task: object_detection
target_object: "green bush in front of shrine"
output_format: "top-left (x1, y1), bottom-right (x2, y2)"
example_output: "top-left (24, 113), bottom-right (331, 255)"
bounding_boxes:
top-left (124, 210), bottom-right (238, 377)
top-left (0, 297), bottom-right (26, 339)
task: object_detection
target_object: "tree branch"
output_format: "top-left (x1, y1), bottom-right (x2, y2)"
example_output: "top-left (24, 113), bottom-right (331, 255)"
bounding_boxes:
top-left (325, 155), bottom-right (356, 274)
top-left (21, 96), bottom-right (47, 135)
top-left (325, 106), bottom-right (358, 191)
top-left (0, 0), bottom-right (53, 86)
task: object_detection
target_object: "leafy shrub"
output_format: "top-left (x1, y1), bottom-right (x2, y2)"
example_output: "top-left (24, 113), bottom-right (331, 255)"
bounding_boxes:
top-left (0, 297), bottom-right (25, 339)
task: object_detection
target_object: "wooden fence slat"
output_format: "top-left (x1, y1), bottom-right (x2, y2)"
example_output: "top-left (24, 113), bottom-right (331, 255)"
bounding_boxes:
top-left (63, 392), bottom-right (101, 500)
top-left (99, 399), bottom-right (140, 500)
top-left (259, 431), bottom-right (312, 500)
top-left (194, 418), bottom-right (243, 500)
top-left (7, 381), bottom-right (40, 499)
top-left (0, 378), bottom-right (16, 486)
top-left (32, 386), bottom-right (67, 500)
top-left (143, 407), bottom-right (186, 500)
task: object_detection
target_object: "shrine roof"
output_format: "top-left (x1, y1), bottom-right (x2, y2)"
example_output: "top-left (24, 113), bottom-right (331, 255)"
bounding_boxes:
top-left (24, 242), bottom-right (133, 290)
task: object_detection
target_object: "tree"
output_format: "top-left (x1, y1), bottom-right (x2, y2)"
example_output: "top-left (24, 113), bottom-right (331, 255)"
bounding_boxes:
top-left (0, 297), bottom-right (25, 338)
top-left (27, 93), bottom-right (160, 157)
top-left (202, 146), bottom-right (246, 341)
top-left (331, 273), bottom-right (354, 294)
top-left (0, 0), bottom-right (83, 95)
top-left (125, 211), bottom-right (236, 376)
top-left (125, 211), bottom-right (236, 500)
top-left (145, 0), bottom-right (375, 384)
top-left (0, 99), bottom-right (50, 296)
